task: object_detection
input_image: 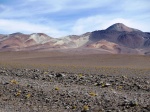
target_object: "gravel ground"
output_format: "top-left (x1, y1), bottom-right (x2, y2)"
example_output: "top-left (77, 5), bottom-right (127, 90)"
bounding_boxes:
top-left (0, 67), bottom-right (150, 112)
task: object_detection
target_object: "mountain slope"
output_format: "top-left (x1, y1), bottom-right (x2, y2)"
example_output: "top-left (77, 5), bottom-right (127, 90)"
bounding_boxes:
top-left (106, 23), bottom-right (141, 32)
top-left (89, 23), bottom-right (150, 49)
top-left (0, 23), bottom-right (150, 54)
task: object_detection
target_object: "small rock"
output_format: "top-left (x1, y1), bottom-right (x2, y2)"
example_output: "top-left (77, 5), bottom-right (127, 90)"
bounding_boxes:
top-left (65, 105), bottom-right (70, 109)
top-left (129, 101), bottom-right (138, 107)
top-left (48, 74), bottom-right (53, 78)
top-left (121, 100), bottom-right (138, 107)
top-left (45, 98), bottom-right (50, 103)
top-left (105, 83), bottom-right (111, 86)
top-left (42, 78), bottom-right (46, 80)
top-left (143, 105), bottom-right (150, 111)
top-left (16, 73), bottom-right (23, 76)
top-left (101, 82), bottom-right (111, 87)
top-left (2, 82), bottom-right (9, 85)
top-left (2, 98), bottom-right (9, 101)
top-left (55, 73), bottom-right (65, 77)
top-left (94, 83), bottom-right (100, 86)
top-left (146, 81), bottom-right (149, 84)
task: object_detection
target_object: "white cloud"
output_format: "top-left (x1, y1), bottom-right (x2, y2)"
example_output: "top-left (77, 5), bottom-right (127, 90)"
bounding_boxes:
top-left (0, 0), bottom-right (65, 18)
top-left (0, 16), bottom-right (150, 38)
top-left (0, 0), bottom-right (149, 37)
top-left (0, 0), bottom-right (116, 18)
top-left (72, 16), bottom-right (132, 34)
top-left (72, 15), bottom-right (105, 34)
top-left (105, 18), bottom-right (150, 32)
top-left (0, 19), bottom-right (67, 37)
top-left (71, 15), bottom-right (150, 35)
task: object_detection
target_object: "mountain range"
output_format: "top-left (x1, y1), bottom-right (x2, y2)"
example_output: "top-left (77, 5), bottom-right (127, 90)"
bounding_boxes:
top-left (0, 23), bottom-right (150, 55)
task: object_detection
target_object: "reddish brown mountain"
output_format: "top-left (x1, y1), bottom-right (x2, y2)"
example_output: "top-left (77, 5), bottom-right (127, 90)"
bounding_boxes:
top-left (0, 23), bottom-right (150, 54)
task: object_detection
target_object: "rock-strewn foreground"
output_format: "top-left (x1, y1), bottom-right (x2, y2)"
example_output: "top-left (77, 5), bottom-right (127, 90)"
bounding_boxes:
top-left (0, 68), bottom-right (149, 112)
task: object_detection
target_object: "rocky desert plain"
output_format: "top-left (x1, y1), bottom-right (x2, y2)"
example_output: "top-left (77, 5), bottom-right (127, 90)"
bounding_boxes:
top-left (0, 23), bottom-right (150, 112)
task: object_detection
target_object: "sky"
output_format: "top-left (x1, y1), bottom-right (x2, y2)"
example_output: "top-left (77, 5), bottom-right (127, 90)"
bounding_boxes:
top-left (0, 0), bottom-right (150, 38)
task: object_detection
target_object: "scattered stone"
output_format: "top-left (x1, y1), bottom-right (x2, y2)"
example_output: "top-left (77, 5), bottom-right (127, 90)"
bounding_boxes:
top-left (0, 67), bottom-right (149, 112)
top-left (16, 73), bottom-right (23, 77)
top-left (146, 81), bottom-right (149, 84)
top-left (2, 82), bottom-right (9, 85)
top-left (48, 74), bottom-right (53, 78)
top-left (121, 100), bottom-right (138, 107)
top-left (93, 83), bottom-right (101, 86)
top-left (129, 101), bottom-right (138, 107)
top-left (55, 73), bottom-right (65, 77)
top-left (143, 105), bottom-right (150, 111)
top-left (101, 82), bottom-right (111, 87)
top-left (45, 98), bottom-right (50, 103)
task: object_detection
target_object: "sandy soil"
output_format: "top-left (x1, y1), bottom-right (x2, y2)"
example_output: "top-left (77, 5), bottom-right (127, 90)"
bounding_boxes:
top-left (0, 52), bottom-right (150, 112)
top-left (0, 51), bottom-right (150, 68)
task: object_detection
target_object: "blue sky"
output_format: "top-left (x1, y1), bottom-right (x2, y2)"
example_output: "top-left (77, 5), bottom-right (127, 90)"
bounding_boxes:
top-left (0, 0), bottom-right (150, 37)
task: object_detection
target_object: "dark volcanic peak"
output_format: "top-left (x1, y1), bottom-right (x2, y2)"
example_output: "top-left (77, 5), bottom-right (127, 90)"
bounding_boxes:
top-left (106, 23), bottom-right (141, 32)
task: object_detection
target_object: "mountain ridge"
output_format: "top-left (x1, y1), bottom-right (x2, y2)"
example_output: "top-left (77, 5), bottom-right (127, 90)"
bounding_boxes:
top-left (0, 23), bottom-right (150, 55)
